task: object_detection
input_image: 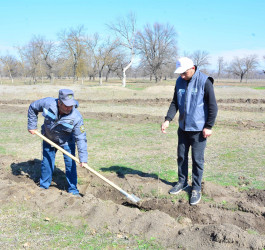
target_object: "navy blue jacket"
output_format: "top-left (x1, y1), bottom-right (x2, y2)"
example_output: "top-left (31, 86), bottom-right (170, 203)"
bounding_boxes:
top-left (28, 97), bottom-right (88, 163)
top-left (166, 68), bottom-right (218, 131)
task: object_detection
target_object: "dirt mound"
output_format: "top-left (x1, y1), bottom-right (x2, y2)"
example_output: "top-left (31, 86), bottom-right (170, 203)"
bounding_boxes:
top-left (1, 156), bottom-right (264, 249)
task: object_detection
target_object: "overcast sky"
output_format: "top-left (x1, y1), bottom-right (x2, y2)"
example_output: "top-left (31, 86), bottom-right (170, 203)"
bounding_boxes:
top-left (1, 0), bottom-right (264, 70)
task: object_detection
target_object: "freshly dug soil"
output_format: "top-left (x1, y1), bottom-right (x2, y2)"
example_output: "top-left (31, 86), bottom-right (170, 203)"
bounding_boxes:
top-left (0, 96), bottom-right (264, 248)
top-left (0, 156), bottom-right (264, 249)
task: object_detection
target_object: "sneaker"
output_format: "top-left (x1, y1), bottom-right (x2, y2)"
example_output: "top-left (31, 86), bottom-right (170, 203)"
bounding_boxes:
top-left (190, 190), bottom-right (201, 205)
top-left (169, 182), bottom-right (188, 195)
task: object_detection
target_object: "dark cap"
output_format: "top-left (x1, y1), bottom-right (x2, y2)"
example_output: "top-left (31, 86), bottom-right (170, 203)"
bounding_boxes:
top-left (58, 89), bottom-right (77, 106)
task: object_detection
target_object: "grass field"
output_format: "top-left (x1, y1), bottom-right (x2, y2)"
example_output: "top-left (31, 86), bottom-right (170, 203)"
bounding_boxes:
top-left (0, 80), bottom-right (264, 248)
top-left (1, 81), bottom-right (264, 189)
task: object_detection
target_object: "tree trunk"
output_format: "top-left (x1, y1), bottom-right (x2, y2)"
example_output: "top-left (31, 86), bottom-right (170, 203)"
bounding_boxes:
top-left (106, 69), bottom-right (111, 82)
top-left (73, 60), bottom-right (78, 83)
top-left (7, 65), bottom-right (14, 84)
top-left (122, 53), bottom-right (134, 87)
top-left (50, 73), bottom-right (54, 84)
top-left (122, 70), bottom-right (126, 87)
top-left (99, 71), bottom-right (103, 85)
top-left (240, 73), bottom-right (244, 82)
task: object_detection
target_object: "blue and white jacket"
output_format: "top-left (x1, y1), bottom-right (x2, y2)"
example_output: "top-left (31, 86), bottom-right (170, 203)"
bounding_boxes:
top-left (28, 97), bottom-right (88, 163)
top-left (166, 69), bottom-right (217, 131)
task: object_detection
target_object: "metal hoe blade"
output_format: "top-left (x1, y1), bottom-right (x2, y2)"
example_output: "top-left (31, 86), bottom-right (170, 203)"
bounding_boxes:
top-left (127, 194), bottom-right (141, 203)
top-left (34, 130), bottom-right (141, 203)
top-left (121, 190), bottom-right (141, 203)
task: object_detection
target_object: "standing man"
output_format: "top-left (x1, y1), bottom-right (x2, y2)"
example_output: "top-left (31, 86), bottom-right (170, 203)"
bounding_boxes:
top-left (28, 89), bottom-right (88, 196)
top-left (161, 57), bottom-right (218, 205)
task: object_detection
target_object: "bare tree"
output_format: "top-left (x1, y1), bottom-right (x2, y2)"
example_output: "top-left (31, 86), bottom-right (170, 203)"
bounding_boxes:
top-left (86, 34), bottom-right (118, 85)
top-left (216, 56), bottom-right (227, 82)
top-left (105, 52), bottom-right (121, 81)
top-left (0, 54), bottom-right (18, 83)
top-left (107, 13), bottom-right (137, 87)
top-left (115, 52), bottom-right (131, 80)
top-left (17, 37), bottom-right (42, 84)
top-left (162, 61), bottom-right (176, 80)
top-left (187, 50), bottom-right (210, 69)
top-left (228, 55), bottom-right (259, 82)
top-left (58, 25), bottom-right (86, 83)
top-left (85, 50), bottom-right (97, 80)
top-left (16, 46), bottom-right (27, 81)
top-left (136, 23), bottom-right (177, 82)
top-left (33, 35), bottom-right (57, 83)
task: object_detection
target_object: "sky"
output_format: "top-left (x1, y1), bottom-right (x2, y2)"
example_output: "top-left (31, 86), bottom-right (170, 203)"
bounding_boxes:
top-left (0, 0), bottom-right (265, 70)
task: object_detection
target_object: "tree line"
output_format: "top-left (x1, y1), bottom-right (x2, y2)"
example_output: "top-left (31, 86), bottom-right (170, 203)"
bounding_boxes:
top-left (0, 14), bottom-right (264, 86)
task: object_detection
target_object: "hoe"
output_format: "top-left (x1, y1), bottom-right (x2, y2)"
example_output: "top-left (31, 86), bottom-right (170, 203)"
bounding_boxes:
top-left (34, 130), bottom-right (140, 203)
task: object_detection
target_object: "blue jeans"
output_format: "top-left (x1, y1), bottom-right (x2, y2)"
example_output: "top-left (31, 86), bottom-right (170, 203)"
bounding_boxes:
top-left (40, 140), bottom-right (79, 194)
top-left (177, 128), bottom-right (207, 191)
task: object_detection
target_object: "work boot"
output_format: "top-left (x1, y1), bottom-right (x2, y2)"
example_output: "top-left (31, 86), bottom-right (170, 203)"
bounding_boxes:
top-left (190, 190), bottom-right (201, 205)
top-left (169, 182), bottom-right (188, 195)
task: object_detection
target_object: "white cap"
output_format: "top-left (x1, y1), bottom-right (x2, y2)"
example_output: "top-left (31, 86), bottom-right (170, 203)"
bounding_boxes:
top-left (174, 57), bottom-right (194, 74)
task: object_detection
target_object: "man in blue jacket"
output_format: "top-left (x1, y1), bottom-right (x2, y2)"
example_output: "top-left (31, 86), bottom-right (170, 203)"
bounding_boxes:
top-left (161, 57), bottom-right (218, 205)
top-left (28, 89), bottom-right (88, 196)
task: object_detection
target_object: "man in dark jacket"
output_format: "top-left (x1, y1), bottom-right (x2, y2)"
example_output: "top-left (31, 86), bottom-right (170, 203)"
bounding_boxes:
top-left (161, 57), bottom-right (218, 205)
top-left (28, 89), bottom-right (88, 196)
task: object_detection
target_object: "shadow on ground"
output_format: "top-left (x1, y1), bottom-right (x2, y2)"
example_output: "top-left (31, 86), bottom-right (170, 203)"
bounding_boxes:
top-left (10, 159), bottom-right (68, 191)
top-left (100, 165), bottom-right (174, 186)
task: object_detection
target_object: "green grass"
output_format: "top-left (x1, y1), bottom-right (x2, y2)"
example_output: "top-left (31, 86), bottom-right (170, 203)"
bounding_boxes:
top-left (252, 86), bottom-right (265, 90)
top-left (0, 203), bottom-right (163, 249)
top-left (1, 110), bottom-right (264, 190)
top-left (126, 84), bottom-right (147, 91)
top-left (0, 145), bottom-right (6, 154)
top-left (84, 119), bottom-right (265, 190)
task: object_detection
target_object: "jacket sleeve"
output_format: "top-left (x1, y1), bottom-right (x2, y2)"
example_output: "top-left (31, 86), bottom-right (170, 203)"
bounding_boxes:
top-left (204, 78), bottom-right (218, 129)
top-left (165, 85), bottom-right (179, 122)
top-left (27, 98), bottom-right (47, 130)
top-left (73, 117), bottom-right (88, 163)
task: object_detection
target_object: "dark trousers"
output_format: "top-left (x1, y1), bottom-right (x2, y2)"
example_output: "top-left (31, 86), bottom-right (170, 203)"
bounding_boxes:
top-left (177, 128), bottom-right (207, 191)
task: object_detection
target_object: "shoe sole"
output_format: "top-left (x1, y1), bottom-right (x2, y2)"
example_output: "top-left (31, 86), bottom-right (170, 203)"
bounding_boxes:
top-left (190, 195), bottom-right (201, 205)
top-left (169, 184), bottom-right (189, 195)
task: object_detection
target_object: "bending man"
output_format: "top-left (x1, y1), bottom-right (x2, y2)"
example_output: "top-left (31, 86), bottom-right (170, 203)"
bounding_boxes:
top-left (28, 89), bottom-right (88, 196)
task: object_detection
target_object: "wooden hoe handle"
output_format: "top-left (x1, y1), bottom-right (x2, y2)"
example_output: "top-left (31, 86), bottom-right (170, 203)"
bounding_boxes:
top-left (34, 130), bottom-right (130, 195)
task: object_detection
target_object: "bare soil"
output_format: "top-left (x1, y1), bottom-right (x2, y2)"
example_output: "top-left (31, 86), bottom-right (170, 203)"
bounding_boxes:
top-left (1, 98), bottom-right (265, 129)
top-left (0, 98), bottom-right (265, 249)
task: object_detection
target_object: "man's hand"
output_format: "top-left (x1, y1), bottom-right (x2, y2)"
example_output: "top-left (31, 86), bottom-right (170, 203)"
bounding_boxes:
top-left (203, 128), bottom-right (212, 138)
top-left (161, 120), bottom-right (170, 134)
top-left (28, 129), bottom-right (37, 135)
top-left (80, 162), bottom-right (87, 168)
